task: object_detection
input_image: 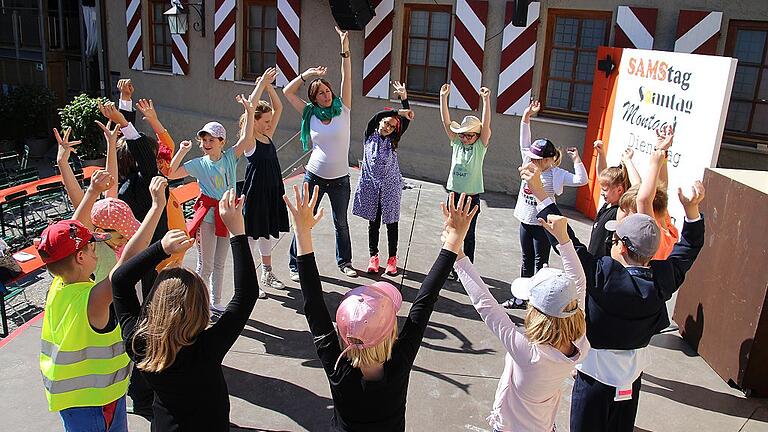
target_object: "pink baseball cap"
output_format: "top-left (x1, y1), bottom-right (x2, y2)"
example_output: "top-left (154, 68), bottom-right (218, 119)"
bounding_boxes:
top-left (334, 281), bottom-right (403, 369)
top-left (90, 198), bottom-right (141, 240)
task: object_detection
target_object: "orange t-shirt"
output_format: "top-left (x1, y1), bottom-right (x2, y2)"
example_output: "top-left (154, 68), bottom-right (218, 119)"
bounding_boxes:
top-left (156, 129), bottom-right (188, 270)
top-left (653, 213), bottom-right (679, 260)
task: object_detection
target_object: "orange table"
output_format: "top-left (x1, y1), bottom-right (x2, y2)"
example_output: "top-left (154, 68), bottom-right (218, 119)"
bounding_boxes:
top-left (0, 166), bottom-right (100, 204)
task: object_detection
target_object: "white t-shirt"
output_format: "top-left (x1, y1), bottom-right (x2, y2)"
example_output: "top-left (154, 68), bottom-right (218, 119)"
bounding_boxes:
top-left (305, 104), bottom-right (351, 179)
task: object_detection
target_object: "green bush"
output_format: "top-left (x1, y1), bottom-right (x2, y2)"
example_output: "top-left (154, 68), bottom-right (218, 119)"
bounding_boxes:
top-left (0, 85), bottom-right (56, 142)
top-left (58, 93), bottom-right (109, 160)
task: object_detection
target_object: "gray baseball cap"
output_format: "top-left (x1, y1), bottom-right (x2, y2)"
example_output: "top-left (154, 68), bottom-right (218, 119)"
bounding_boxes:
top-left (510, 267), bottom-right (578, 318)
top-left (605, 213), bottom-right (661, 258)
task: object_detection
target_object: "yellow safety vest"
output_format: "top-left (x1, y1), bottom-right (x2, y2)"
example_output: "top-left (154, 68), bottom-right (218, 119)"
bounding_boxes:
top-left (40, 278), bottom-right (131, 412)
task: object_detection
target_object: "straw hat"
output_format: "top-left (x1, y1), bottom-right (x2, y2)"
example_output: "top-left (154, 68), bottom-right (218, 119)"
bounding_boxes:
top-left (449, 115), bottom-right (482, 134)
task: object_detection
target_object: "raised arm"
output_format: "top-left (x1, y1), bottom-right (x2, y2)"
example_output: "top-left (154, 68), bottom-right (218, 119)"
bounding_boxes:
top-left (203, 190), bottom-right (259, 360)
top-left (264, 81), bottom-right (283, 138)
top-left (166, 140), bottom-right (191, 180)
top-left (397, 193), bottom-right (478, 364)
top-left (439, 84), bottom-right (455, 140)
top-left (455, 255), bottom-right (524, 356)
top-left (95, 118), bottom-right (121, 198)
top-left (284, 183), bottom-right (340, 374)
top-left (562, 147), bottom-right (589, 186)
top-left (117, 79), bottom-right (136, 124)
top-left (655, 126), bottom-right (674, 188)
top-left (479, 87), bottom-right (492, 146)
top-left (73, 170), bottom-right (113, 231)
top-left (233, 73), bottom-right (269, 159)
top-left (114, 177), bottom-right (167, 266)
top-left (594, 140), bottom-right (607, 175)
top-left (621, 147), bottom-right (642, 186)
top-left (539, 215), bottom-right (587, 310)
top-left (54, 127), bottom-right (85, 209)
top-left (283, 66), bottom-right (327, 113)
top-left (336, 26), bottom-right (352, 109)
top-left (393, 81), bottom-right (412, 134)
top-left (637, 149), bottom-right (665, 217)
top-left (520, 101), bottom-right (539, 160)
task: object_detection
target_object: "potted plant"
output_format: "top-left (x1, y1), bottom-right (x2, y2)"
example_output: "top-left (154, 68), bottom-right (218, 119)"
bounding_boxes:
top-left (58, 93), bottom-right (109, 165)
top-left (0, 85), bottom-right (57, 157)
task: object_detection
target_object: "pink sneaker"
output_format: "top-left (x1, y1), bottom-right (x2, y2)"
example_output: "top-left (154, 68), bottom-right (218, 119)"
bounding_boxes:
top-left (367, 255), bottom-right (380, 273)
top-left (385, 256), bottom-right (398, 276)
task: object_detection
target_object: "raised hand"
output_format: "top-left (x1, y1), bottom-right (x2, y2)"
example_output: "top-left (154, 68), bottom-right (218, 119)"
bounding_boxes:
top-left (398, 109), bottom-right (415, 121)
top-left (89, 169), bottom-right (114, 194)
top-left (117, 79), bottom-right (133, 100)
top-left (656, 125), bottom-right (674, 151)
top-left (53, 127), bottom-right (82, 163)
top-left (304, 66), bottom-right (327, 78)
top-left (283, 183), bottom-right (324, 234)
top-left (261, 67), bottom-right (278, 85)
top-left (622, 147), bottom-right (634, 161)
top-left (593, 140), bottom-right (604, 154)
top-left (392, 81), bottom-right (407, 100)
top-left (440, 83), bottom-right (451, 98)
top-left (519, 162), bottom-right (546, 200)
top-left (440, 192), bottom-right (479, 253)
top-left (98, 102), bottom-right (129, 127)
top-left (479, 87), bottom-right (491, 100)
top-left (95, 120), bottom-right (121, 146)
top-left (566, 146), bottom-right (581, 161)
top-left (523, 100), bottom-right (541, 121)
top-left (335, 26), bottom-right (349, 49)
top-left (650, 148), bottom-right (667, 165)
top-left (236, 93), bottom-right (255, 114)
top-left (149, 176), bottom-right (168, 209)
top-left (678, 180), bottom-right (705, 219)
top-left (537, 214), bottom-right (570, 244)
top-left (219, 188), bottom-right (246, 236)
top-left (179, 140), bottom-right (192, 153)
top-left (135, 99), bottom-right (158, 122)
top-left (161, 229), bottom-right (195, 255)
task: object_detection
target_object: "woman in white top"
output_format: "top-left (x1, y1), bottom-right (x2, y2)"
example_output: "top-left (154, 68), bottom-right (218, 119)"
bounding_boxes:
top-left (283, 26), bottom-right (357, 279)
top-left (507, 100), bottom-right (588, 308)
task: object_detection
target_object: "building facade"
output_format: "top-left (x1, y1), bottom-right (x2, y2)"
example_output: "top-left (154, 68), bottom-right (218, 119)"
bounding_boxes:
top-left (103, 0), bottom-right (768, 208)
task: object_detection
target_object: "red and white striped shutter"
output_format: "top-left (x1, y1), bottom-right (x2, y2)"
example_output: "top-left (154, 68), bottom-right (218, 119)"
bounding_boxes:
top-left (362, 0), bottom-right (393, 99)
top-left (276, 0), bottom-right (301, 87)
top-left (171, 33), bottom-right (189, 75)
top-left (125, 0), bottom-right (143, 70)
top-left (614, 6), bottom-right (657, 49)
top-left (448, 0), bottom-right (488, 111)
top-left (674, 10), bottom-right (722, 55)
top-left (214, 0), bottom-right (236, 81)
top-left (496, 1), bottom-right (539, 116)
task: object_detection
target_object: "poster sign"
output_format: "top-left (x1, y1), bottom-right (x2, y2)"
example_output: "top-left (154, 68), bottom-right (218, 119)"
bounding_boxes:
top-left (604, 48), bottom-right (737, 229)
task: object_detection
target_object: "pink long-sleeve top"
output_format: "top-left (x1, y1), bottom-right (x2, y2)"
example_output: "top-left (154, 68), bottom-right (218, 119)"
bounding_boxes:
top-left (454, 241), bottom-right (589, 432)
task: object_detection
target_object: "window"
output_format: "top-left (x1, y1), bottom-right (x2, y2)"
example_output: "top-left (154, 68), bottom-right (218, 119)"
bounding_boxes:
top-left (724, 21), bottom-right (768, 143)
top-left (243, 0), bottom-right (277, 80)
top-left (541, 10), bottom-right (611, 118)
top-left (148, 0), bottom-right (172, 71)
top-left (401, 4), bottom-right (452, 100)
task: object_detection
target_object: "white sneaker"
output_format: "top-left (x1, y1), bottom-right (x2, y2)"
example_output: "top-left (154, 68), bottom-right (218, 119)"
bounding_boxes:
top-left (340, 265), bottom-right (358, 277)
top-left (258, 288), bottom-right (268, 299)
top-left (261, 271), bottom-right (285, 289)
top-left (290, 270), bottom-right (300, 282)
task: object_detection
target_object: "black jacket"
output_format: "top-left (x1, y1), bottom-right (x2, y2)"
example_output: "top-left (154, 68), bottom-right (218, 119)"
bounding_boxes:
top-left (537, 203), bottom-right (705, 350)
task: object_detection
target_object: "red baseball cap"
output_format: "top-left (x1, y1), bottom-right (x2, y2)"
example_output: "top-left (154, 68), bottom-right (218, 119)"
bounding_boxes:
top-left (36, 219), bottom-right (110, 264)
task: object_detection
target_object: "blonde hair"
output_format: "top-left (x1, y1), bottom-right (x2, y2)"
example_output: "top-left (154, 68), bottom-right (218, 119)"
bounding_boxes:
top-left (524, 300), bottom-right (585, 348)
top-left (553, 148), bottom-right (562, 168)
top-left (619, 184), bottom-right (668, 217)
top-left (238, 100), bottom-right (274, 139)
top-left (344, 324), bottom-right (398, 368)
top-left (133, 267), bottom-right (210, 373)
top-left (599, 165), bottom-right (630, 192)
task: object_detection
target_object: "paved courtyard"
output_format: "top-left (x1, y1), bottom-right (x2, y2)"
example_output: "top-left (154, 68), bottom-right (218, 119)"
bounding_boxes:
top-left (1, 171), bottom-right (766, 431)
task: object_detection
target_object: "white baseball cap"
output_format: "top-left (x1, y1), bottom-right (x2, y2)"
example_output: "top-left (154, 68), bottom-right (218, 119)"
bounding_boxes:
top-left (510, 267), bottom-right (578, 318)
top-left (197, 121), bottom-right (226, 140)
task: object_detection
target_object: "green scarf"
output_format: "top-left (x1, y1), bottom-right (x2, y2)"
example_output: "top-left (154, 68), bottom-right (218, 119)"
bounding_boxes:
top-left (300, 96), bottom-right (343, 151)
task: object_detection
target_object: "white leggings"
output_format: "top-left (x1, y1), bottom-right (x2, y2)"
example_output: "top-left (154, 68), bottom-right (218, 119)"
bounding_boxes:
top-left (248, 236), bottom-right (276, 262)
top-left (195, 221), bottom-right (229, 305)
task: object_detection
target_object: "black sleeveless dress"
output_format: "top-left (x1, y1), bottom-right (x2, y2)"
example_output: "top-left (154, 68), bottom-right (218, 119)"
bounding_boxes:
top-left (242, 137), bottom-right (290, 239)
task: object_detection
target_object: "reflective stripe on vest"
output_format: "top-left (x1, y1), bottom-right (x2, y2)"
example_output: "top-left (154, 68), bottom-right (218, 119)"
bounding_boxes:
top-left (41, 340), bottom-right (126, 366)
top-left (42, 362), bottom-right (132, 394)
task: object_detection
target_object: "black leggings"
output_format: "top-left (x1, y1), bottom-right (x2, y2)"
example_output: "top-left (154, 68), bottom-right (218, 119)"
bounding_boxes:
top-left (369, 204), bottom-right (398, 257)
top-left (519, 222), bottom-right (551, 277)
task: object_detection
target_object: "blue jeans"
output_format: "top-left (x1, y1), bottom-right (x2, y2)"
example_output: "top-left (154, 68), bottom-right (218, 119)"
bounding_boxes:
top-left (59, 396), bottom-right (127, 432)
top-left (289, 172), bottom-right (352, 271)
